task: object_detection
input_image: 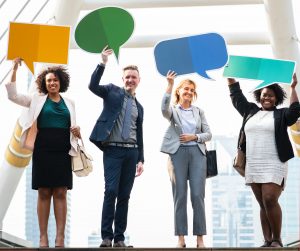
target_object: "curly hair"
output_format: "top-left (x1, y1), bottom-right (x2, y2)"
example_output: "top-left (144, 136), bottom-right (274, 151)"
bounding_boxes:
top-left (173, 79), bottom-right (198, 105)
top-left (36, 65), bottom-right (70, 94)
top-left (253, 84), bottom-right (287, 106)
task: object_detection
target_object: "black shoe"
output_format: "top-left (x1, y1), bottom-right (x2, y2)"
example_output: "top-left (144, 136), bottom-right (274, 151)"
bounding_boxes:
top-left (270, 239), bottom-right (283, 247)
top-left (260, 240), bottom-right (272, 247)
top-left (113, 241), bottom-right (126, 247)
top-left (100, 239), bottom-right (112, 247)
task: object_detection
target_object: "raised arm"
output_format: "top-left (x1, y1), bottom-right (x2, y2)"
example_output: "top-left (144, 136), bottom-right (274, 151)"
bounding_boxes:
top-left (290, 73), bottom-right (299, 104)
top-left (227, 78), bottom-right (254, 117)
top-left (161, 70), bottom-right (176, 120)
top-left (88, 46), bottom-right (113, 98)
top-left (6, 58), bottom-right (32, 107)
top-left (227, 77), bottom-right (237, 86)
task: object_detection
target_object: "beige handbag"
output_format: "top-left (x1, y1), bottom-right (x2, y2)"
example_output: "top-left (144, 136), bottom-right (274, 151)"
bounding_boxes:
top-left (72, 139), bottom-right (93, 177)
top-left (233, 112), bottom-right (255, 177)
top-left (233, 148), bottom-right (245, 177)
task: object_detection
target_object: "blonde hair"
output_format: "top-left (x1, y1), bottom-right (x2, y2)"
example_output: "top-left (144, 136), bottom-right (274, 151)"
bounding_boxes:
top-left (173, 79), bottom-right (198, 104)
top-left (123, 65), bottom-right (139, 74)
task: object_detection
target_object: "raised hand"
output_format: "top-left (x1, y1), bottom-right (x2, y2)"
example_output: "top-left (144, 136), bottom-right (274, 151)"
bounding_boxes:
top-left (101, 45), bottom-right (113, 64)
top-left (291, 73), bottom-right (298, 89)
top-left (166, 70), bottom-right (177, 85)
top-left (12, 57), bottom-right (22, 72)
top-left (227, 78), bottom-right (237, 85)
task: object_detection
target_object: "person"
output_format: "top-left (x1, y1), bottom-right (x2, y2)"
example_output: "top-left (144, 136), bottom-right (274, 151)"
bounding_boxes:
top-left (88, 47), bottom-right (144, 248)
top-left (227, 74), bottom-right (300, 248)
top-left (160, 71), bottom-right (212, 248)
top-left (6, 58), bottom-right (80, 247)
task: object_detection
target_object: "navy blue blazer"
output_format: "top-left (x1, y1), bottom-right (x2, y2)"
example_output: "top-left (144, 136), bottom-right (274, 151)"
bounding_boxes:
top-left (89, 64), bottom-right (144, 163)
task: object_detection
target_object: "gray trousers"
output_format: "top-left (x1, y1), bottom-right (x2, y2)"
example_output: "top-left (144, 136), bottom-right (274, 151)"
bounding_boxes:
top-left (168, 145), bottom-right (207, 236)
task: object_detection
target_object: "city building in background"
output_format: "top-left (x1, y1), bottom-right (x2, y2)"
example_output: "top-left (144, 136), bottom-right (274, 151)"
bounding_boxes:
top-left (210, 135), bottom-right (300, 247)
top-left (25, 165), bottom-right (71, 247)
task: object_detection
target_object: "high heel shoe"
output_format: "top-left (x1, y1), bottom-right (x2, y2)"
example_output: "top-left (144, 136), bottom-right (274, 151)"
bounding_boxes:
top-left (177, 243), bottom-right (186, 248)
top-left (270, 239), bottom-right (283, 247)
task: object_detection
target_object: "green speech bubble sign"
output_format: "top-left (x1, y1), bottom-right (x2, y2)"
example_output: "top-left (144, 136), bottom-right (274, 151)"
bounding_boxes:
top-left (75, 7), bottom-right (134, 59)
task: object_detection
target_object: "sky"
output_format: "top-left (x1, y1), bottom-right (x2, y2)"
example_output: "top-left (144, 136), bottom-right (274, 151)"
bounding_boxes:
top-left (0, 0), bottom-right (300, 248)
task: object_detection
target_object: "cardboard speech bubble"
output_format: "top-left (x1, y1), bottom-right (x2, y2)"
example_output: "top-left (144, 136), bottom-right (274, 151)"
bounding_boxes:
top-left (223, 55), bottom-right (296, 90)
top-left (7, 22), bottom-right (70, 75)
top-left (154, 33), bottom-right (228, 79)
top-left (75, 7), bottom-right (134, 59)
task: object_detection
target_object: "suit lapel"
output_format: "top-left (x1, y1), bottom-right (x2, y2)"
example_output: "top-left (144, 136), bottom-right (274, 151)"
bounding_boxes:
top-left (174, 105), bottom-right (183, 127)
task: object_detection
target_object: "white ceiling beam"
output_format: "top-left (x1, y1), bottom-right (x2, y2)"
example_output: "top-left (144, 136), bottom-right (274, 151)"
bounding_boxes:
top-left (70, 32), bottom-right (269, 49)
top-left (81, 0), bottom-right (263, 9)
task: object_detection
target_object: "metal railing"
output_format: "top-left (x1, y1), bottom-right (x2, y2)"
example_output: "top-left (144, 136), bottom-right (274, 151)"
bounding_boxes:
top-left (0, 0), bottom-right (52, 85)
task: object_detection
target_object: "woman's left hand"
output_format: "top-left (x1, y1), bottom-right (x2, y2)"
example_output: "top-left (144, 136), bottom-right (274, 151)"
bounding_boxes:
top-left (291, 73), bottom-right (298, 88)
top-left (70, 126), bottom-right (81, 139)
top-left (179, 134), bottom-right (197, 143)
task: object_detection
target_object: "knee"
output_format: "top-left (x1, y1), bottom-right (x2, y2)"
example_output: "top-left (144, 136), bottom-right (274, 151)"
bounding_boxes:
top-left (53, 188), bottom-right (67, 200)
top-left (190, 192), bottom-right (204, 205)
top-left (38, 189), bottom-right (52, 200)
top-left (263, 194), bottom-right (278, 210)
top-left (104, 187), bottom-right (118, 200)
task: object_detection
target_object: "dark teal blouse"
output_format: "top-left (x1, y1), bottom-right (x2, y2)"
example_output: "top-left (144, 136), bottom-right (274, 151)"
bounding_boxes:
top-left (37, 97), bottom-right (71, 128)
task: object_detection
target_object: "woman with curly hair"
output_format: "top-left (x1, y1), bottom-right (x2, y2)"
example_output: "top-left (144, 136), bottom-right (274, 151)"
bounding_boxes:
top-left (6, 58), bottom-right (81, 247)
top-left (227, 75), bottom-right (300, 248)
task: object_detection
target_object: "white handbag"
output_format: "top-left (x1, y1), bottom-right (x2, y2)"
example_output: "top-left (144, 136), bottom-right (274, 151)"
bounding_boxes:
top-left (72, 139), bottom-right (93, 177)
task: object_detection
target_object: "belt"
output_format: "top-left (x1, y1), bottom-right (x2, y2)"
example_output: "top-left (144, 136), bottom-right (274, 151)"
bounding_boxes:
top-left (106, 142), bottom-right (138, 148)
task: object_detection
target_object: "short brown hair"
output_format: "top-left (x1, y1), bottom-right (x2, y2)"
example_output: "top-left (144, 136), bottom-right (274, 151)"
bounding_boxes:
top-left (173, 79), bottom-right (198, 105)
top-left (123, 65), bottom-right (139, 74)
top-left (36, 65), bottom-right (70, 94)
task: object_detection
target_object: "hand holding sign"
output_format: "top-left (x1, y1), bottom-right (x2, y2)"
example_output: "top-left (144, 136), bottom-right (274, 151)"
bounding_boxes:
top-left (75, 7), bottom-right (134, 60)
top-left (7, 22), bottom-right (70, 75)
top-left (223, 55), bottom-right (296, 90)
top-left (154, 33), bottom-right (228, 79)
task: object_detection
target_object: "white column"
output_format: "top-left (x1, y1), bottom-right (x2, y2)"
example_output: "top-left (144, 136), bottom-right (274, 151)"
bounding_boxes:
top-left (0, 162), bottom-right (26, 229)
top-left (51, 0), bottom-right (83, 46)
top-left (263, 0), bottom-right (300, 155)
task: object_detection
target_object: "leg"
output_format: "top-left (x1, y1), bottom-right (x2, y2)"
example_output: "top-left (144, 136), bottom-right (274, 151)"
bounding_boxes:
top-left (261, 183), bottom-right (283, 246)
top-left (114, 148), bottom-right (138, 242)
top-left (169, 147), bottom-right (189, 241)
top-left (250, 184), bottom-right (272, 244)
top-left (101, 147), bottom-right (124, 241)
top-left (196, 235), bottom-right (205, 248)
top-left (53, 187), bottom-right (68, 247)
top-left (37, 188), bottom-right (52, 247)
top-left (188, 147), bottom-right (206, 247)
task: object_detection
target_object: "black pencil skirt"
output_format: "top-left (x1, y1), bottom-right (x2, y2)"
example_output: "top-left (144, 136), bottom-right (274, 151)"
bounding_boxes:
top-left (32, 128), bottom-right (73, 190)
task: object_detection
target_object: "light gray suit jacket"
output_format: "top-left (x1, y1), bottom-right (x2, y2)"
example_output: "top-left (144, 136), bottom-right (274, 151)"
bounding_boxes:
top-left (160, 93), bottom-right (212, 155)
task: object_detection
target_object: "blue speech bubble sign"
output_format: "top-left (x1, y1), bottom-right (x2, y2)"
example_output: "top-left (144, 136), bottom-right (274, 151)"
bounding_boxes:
top-left (154, 33), bottom-right (228, 79)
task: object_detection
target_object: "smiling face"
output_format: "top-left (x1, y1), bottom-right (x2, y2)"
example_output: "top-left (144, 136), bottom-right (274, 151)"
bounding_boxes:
top-left (177, 82), bottom-right (196, 105)
top-left (45, 72), bottom-right (60, 95)
top-left (260, 87), bottom-right (277, 110)
top-left (122, 69), bottom-right (140, 95)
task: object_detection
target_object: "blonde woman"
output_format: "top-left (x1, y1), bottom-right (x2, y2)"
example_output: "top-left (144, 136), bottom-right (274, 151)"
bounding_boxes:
top-left (161, 71), bottom-right (212, 248)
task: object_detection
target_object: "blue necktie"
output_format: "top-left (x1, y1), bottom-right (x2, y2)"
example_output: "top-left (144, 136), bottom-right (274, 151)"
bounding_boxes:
top-left (121, 96), bottom-right (133, 140)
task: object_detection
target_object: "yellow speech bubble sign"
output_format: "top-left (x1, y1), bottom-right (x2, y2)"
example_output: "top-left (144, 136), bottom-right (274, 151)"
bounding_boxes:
top-left (7, 22), bottom-right (70, 74)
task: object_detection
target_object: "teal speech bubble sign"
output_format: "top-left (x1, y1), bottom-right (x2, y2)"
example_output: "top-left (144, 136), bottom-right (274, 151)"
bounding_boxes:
top-left (223, 55), bottom-right (296, 90)
top-left (75, 7), bottom-right (134, 59)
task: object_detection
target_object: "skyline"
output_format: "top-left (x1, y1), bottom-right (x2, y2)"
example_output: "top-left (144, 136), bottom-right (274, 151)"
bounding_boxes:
top-left (1, 0), bottom-right (300, 248)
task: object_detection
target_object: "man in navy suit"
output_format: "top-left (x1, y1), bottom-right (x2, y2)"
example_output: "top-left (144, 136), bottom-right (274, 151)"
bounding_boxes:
top-left (88, 47), bottom-right (144, 248)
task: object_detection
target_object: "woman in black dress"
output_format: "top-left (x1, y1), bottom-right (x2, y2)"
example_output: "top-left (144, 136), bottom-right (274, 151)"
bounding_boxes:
top-left (6, 58), bottom-right (81, 247)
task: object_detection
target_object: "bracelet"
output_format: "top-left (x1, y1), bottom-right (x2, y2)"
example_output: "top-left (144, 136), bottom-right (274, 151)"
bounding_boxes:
top-left (194, 134), bottom-right (198, 142)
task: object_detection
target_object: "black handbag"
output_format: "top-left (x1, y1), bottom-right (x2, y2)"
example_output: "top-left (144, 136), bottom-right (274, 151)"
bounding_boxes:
top-left (206, 150), bottom-right (218, 178)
